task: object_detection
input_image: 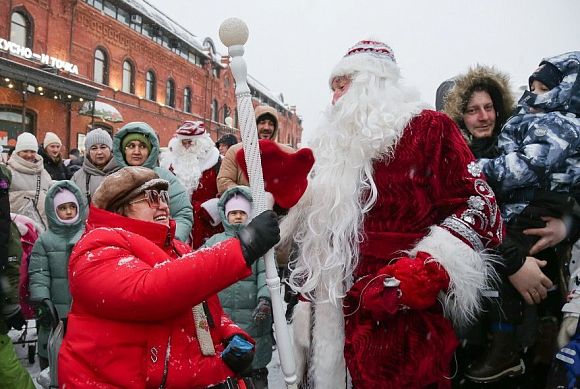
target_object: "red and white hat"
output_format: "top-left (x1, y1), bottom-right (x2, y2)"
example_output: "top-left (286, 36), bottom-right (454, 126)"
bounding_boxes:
top-left (176, 121), bottom-right (205, 139)
top-left (329, 39), bottom-right (400, 86)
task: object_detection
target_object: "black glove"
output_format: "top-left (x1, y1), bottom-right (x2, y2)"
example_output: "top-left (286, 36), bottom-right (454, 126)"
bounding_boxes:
top-left (5, 305), bottom-right (26, 330)
top-left (221, 335), bottom-right (255, 374)
top-left (236, 210), bottom-right (280, 266)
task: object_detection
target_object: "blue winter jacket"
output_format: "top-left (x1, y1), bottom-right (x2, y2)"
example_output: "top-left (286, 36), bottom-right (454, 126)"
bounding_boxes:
top-left (480, 51), bottom-right (580, 221)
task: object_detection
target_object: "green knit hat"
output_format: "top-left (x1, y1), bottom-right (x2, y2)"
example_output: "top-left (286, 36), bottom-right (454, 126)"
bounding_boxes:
top-left (121, 132), bottom-right (152, 153)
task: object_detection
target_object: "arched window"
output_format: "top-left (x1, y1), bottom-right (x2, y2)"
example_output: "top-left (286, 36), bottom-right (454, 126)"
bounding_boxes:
top-left (145, 70), bottom-right (156, 101)
top-left (183, 87), bottom-right (191, 113)
top-left (222, 104), bottom-right (230, 122)
top-left (211, 99), bottom-right (218, 122)
top-left (94, 48), bottom-right (109, 85)
top-left (122, 60), bottom-right (135, 94)
top-left (165, 79), bottom-right (175, 108)
top-left (10, 11), bottom-right (32, 48)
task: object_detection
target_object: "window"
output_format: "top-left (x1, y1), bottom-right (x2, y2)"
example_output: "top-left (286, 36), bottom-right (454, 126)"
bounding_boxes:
top-left (211, 99), bottom-right (218, 122)
top-left (122, 60), bottom-right (135, 94)
top-left (103, 1), bottom-right (116, 18)
top-left (183, 87), bottom-right (191, 113)
top-left (10, 11), bottom-right (31, 48)
top-left (0, 107), bottom-right (36, 147)
top-left (94, 48), bottom-right (109, 85)
top-left (145, 71), bottom-right (156, 101)
top-left (222, 105), bottom-right (230, 122)
top-left (117, 8), bottom-right (130, 25)
top-left (165, 79), bottom-right (175, 107)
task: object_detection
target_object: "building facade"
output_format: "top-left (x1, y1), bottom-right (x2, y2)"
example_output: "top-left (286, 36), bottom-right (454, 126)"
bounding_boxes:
top-left (0, 0), bottom-right (302, 154)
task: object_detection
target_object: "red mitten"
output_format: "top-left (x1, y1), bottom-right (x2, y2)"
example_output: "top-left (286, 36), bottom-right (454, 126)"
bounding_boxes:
top-left (236, 140), bottom-right (314, 209)
top-left (361, 276), bottom-right (400, 322)
top-left (386, 252), bottom-right (450, 310)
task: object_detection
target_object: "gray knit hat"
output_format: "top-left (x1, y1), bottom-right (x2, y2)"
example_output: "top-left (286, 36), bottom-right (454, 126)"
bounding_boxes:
top-left (85, 128), bottom-right (113, 151)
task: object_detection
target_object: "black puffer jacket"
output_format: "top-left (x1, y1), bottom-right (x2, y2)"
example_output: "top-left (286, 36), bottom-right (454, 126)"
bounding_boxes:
top-left (38, 147), bottom-right (71, 180)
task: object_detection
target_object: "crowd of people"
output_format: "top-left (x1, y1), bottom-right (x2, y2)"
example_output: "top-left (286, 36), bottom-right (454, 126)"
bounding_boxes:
top-left (0, 40), bottom-right (579, 389)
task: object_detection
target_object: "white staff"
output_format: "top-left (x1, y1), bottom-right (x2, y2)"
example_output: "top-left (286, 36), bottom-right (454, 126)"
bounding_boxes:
top-left (219, 18), bottom-right (297, 388)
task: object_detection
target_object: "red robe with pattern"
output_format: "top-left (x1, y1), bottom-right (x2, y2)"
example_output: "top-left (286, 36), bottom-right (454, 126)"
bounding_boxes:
top-left (342, 111), bottom-right (503, 388)
top-left (58, 206), bottom-right (252, 388)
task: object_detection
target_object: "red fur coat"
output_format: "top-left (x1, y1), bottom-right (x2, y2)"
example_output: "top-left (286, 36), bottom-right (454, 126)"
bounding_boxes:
top-left (342, 111), bottom-right (503, 388)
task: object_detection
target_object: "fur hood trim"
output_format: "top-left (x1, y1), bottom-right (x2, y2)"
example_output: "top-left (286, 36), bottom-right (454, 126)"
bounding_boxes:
top-left (443, 65), bottom-right (514, 138)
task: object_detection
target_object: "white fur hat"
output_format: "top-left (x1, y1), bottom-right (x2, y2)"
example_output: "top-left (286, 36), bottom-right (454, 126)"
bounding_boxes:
top-left (15, 132), bottom-right (39, 153)
top-left (43, 131), bottom-right (62, 147)
top-left (329, 40), bottom-right (400, 86)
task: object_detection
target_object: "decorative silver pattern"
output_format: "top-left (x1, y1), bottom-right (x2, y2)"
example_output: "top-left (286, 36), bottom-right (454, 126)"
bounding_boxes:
top-left (467, 161), bottom-right (482, 177)
top-left (441, 216), bottom-right (484, 252)
top-left (467, 196), bottom-right (485, 211)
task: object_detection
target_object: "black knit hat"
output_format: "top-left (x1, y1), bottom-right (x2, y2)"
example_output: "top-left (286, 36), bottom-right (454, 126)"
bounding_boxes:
top-left (216, 133), bottom-right (238, 148)
top-left (529, 62), bottom-right (563, 90)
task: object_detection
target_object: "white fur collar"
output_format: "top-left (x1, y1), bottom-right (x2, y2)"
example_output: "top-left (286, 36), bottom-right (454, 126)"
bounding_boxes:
top-left (199, 146), bottom-right (220, 172)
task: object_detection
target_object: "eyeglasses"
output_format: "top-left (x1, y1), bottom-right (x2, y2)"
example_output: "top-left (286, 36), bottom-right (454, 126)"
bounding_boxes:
top-left (125, 142), bottom-right (148, 151)
top-left (129, 189), bottom-right (169, 208)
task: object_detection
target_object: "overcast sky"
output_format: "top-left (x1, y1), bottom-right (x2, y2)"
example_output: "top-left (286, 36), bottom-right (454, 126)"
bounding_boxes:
top-left (145, 0), bottom-right (580, 131)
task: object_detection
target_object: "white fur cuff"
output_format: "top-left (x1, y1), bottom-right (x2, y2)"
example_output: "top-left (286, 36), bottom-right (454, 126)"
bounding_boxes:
top-left (409, 226), bottom-right (498, 327)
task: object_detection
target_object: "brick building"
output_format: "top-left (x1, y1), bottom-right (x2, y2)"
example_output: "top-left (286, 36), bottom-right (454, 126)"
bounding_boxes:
top-left (0, 0), bottom-right (303, 154)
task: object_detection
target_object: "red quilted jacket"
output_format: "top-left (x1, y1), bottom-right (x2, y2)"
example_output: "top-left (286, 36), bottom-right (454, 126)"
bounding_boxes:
top-left (58, 205), bottom-right (252, 388)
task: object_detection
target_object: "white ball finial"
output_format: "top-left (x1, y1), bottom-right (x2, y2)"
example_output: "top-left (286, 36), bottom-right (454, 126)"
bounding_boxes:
top-left (219, 18), bottom-right (249, 47)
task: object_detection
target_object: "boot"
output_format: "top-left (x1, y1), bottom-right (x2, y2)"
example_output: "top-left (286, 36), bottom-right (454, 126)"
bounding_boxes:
top-left (464, 331), bottom-right (525, 383)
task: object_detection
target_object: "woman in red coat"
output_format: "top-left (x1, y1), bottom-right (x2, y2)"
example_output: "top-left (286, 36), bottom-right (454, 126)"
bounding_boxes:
top-left (58, 166), bottom-right (280, 388)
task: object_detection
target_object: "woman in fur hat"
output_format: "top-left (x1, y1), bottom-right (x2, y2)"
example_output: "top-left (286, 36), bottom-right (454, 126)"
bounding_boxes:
top-left (58, 166), bottom-right (280, 388)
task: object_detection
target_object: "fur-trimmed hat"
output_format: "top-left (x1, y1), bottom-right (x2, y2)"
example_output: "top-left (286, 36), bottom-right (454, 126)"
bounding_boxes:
top-left (329, 39), bottom-right (400, 86)
top-left (85, 128), bottom-right (113, 151)
top-left (92, 166), bottom-right (168, 213)
top-left (43, 132), bottom-right (62, 148)
top-left (14, 132), bottom-right (39, 153)
top-left (176, 121), bottom-right (206, 139)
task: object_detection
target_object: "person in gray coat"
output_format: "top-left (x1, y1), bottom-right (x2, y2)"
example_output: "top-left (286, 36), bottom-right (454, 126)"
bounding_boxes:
top-left (71, 128), bottom-right (119, 203)
top-left (28, 180), bottom-right (87, 370)
top-left (203, 186), bottom-right (272, 389)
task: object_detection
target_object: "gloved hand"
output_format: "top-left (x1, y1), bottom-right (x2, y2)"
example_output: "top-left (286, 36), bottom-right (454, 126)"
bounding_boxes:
top-left (221, 335), bottom-right (255, 374)
top-left (252, 297), bottom-right (272, 322)
top-left (3, 304), bottom-right (26, 330)
top-left (558, 313), bottom-right (580, 348)
top-left (236, 210), bottom-right (280, 266)
top-left (361, 252), bottom-right (449, 321)
top-left (389, 253), bottom-right (450, 310)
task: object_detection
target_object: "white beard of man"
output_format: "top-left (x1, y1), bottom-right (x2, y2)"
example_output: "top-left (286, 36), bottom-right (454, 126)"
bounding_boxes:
top-left (283, 72), bottom-right (426, 304)
top-left (172, 139), bottom-right (204, 194)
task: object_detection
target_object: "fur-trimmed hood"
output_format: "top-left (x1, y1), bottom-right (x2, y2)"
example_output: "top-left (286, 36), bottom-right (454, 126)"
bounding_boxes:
top-left (443, 66), bottom-right (515, 139)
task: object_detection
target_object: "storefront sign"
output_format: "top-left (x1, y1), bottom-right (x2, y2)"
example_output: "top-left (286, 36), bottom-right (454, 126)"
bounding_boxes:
top-left (0, 38), bottom-right (79, 75)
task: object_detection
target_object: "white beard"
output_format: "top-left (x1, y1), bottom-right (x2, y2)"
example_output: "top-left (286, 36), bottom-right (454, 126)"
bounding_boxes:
top-left (282, 74), bottom-right (426, 304)
top-left (172, 146), bottom-right (202, 194)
